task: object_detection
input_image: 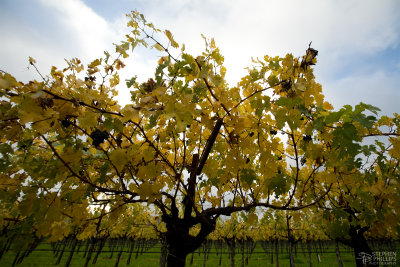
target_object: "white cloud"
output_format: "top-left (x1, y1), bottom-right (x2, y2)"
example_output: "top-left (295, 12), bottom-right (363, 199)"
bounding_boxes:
top-left (38, 0), bottom-right (123, 60)
top-left (0, 0), bottom-right (129, 82)
top-left (0, 18), bottom-right (58, 80)
top-left (131, 0), bottom-right (400, 87)
top-left (1, 0), bottom-right (399, 114)
top-left (0, 5), bottom-right (67, 81)
top-left (323, 70), bottom-right (400, 116)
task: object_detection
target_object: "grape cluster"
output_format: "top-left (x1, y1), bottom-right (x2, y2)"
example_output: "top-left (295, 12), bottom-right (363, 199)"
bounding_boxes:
top-left (303, 135), bottom-right (312, 142)
top-left (38, 97), bottom-right (54, 109)
top-left (61, 118), bottom-right (71, 128)
top-left (90, 129), bottom-right (109, 147)
top-left (300, 48), bottom-right (318, 69)
top-left (281, 79), bottom-right (292, 92)
top-left (141, 78), bottom-right (157, 93)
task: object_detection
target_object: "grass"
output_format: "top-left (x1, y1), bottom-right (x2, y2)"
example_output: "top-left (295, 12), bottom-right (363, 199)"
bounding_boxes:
top-left (0, 241), bottom-right (398, 267)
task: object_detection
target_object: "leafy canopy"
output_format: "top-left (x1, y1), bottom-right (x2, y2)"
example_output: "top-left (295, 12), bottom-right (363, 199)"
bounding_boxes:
top-left (0, 11), bottom-right (399, 245)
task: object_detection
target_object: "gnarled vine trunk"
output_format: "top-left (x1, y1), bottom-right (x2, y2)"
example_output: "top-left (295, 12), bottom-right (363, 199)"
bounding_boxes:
top-left (337, 225), bottom-right (376, 267)
top-left (349, 226), bottom-right (375, 267)
top-left (162, 212), bottom-right (217, 267)
top-left (161, 120), bottom-right (223, 267)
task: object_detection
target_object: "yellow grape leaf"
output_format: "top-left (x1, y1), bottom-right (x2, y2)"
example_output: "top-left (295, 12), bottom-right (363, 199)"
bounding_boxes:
top-left (110, 73), bottom-right (120, 87)
top-left (121, 104), bottom-right (140, 122)
top-left (71, 204), bottom-right (88, 224)
top-left (78, 109), bottom-right (97, 129)
top-left (209, 196), bottom-right (220, 207)
top-left (294, 79), bottom-right (306, 92)
top-left (62, 148), bottom-right (82, 165)
top-left (143, 147), bottom-right (155, 162)
top-left (164, 101), bottom-right (175, 118)
top-left (247, 213), bottom-right (258, 225)
top-left (370, 183), bottom-right (384, 196)
top-left (389, 137), bottom-right (400, 158)
top-left (46, 196), bottom-right (62, 221)
top-left (28, 56), bottom-right (37, 65)
top-left (137, 182), bottom-right (163, 200)
top-left (291, 212), bottom-right (301, 222)
top-left (176, 110), bottom-right (193, 124)
top-left (324, 172), bottom-right (337, 184)
top-left (76, 224), bottom-right (96, 240)
top-left (322, 101), bottom-right (334, 110)
top-left (0, 78), bottom-right (11, 89)
top-left (153, 43), bottom-right (164, 51)
top-left (18, 97), bottom-right (45, 124)
top-left (71, 187), bottom-right (86, 202)
top-left (51, 66), bottom-right (64, 80)
top-left (109, 149), bottom-right (128, 171)
top-left (164, 30), bottom-right (173, 40)
top-left (141, 95), bottom-right (157, 105)
top-left (165, 30), bottom-right (179, 48)
top-left (210, 38), bottom-right (216, 49)
top-left (158, 56), bottom-right (168, 65)
top-left (203, 158), bottom-right (219, 178)
top-left (48, 221), bottom-right (70, 242)
top-left (20, 194), bottom-right (35, 215)
top-left (225, 154), bottom-right (239, 173)
top-left (32, 118), bottom-right (58, 134)
top-left (115, 59), bottom-right (125, 70)
top-left (88, 58), bottom-right (102, 68)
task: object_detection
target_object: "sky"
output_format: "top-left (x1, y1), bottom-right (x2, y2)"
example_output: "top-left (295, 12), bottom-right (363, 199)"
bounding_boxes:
top-left (1, 0), bottom-right (399, 116)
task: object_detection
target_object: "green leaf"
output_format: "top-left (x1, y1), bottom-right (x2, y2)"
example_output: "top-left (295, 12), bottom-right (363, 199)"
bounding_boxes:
top-left (103, 116), bottom-right (123, 131)
top-left (324, 110), bottom-right (344, 124)
top-left (355, 102), bottom-right (381, 115)
top-left (249, 68), bottom-right (261, 81)
top-left (250, 97), bottom-right (263, 117)
top-left (267, 74), bottom-right (279, 87)
top-left (275, 97), bottom-right (301, 108)
top-left (332, 122), bottom-right (361, 158)
top-left (361, 144), bottom-right (376, 156)
top-left (267, 172), bottom-right (288, 197)
top-left (298, 104), bottom-right (311, 117)
top-left (99, 162), bottom-right (110, 184)
top-left (104, 51), bottom-right (110, 62)
top-left (250, 96), bottom-right (271, 114)
top-left (126, 76), bottom-right (137, 88)
top-left (155, 56), bottom-right (170, 84)
top-left (353, 114), bottom-right (376, 128)
top-left (240, 168), bottom-right (257, 186)
top-left (313, 117), bottom-right (324, 131)
top-left (113, 118), bottom-right (124, 132)
top-left (275, 108), bottom-right (287, 129)
top-left (146, 114), bottom-right (158, 129)
top-left (210, 74), bottom-right (223, 87)
top-left (192, 83), bottom-right (207, 103)
top-left (269, 60), bottom-right (280, 71)
top-left (0, 143), bottom-right (13, 155)
top-left (342, 122), bottom-right (359, 140)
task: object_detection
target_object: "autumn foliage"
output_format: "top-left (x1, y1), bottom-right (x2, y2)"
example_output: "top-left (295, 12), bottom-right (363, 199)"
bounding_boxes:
top-left (0, 11), bottom-right (399, 267)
